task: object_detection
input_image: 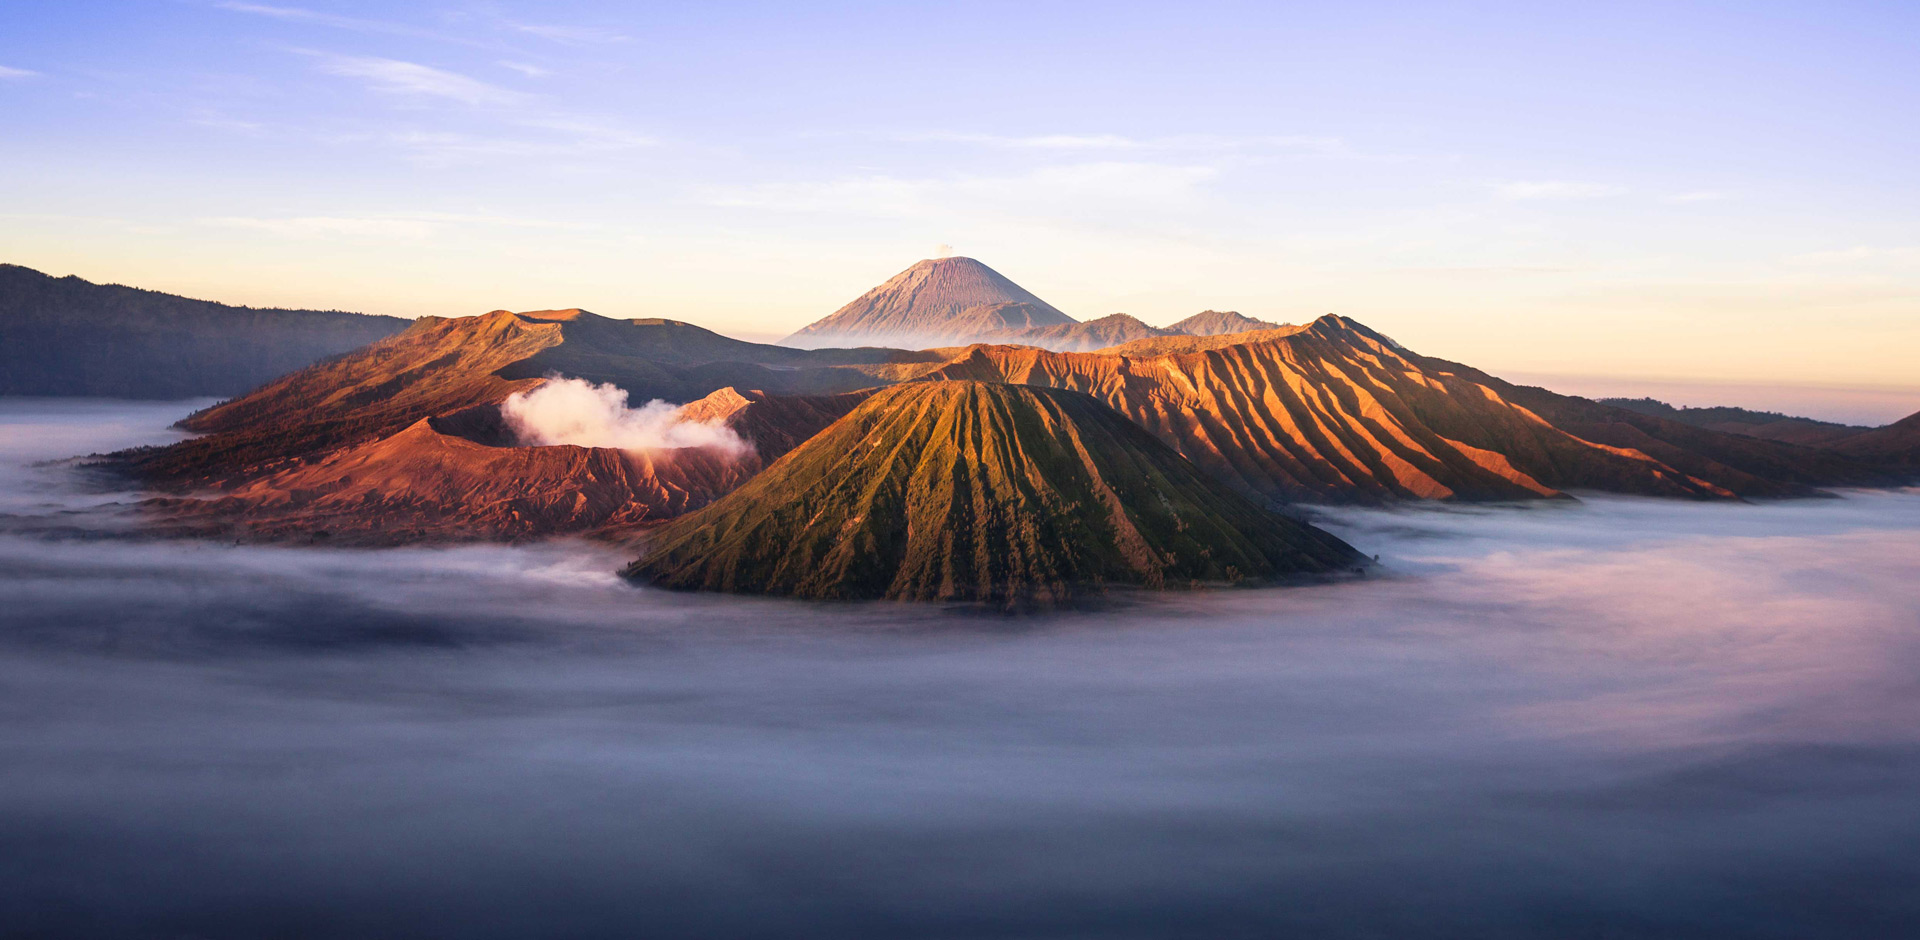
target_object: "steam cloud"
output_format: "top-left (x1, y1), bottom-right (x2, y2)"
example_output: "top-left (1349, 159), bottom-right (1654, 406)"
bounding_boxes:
top-left (501, 377), bottom-right (748, 458)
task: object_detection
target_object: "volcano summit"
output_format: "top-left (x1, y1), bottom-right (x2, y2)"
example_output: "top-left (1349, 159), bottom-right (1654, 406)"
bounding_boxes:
top-left (782, 257), bottom-right (1075, 349)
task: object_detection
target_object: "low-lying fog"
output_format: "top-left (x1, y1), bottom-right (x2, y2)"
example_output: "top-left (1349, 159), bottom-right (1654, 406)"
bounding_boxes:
top-left (3, 399), bottom-right (1918, 939)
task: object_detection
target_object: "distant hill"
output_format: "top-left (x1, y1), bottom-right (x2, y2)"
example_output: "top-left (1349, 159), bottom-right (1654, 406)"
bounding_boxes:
top-left (1003, 313), bottom-right (1180, 351)
top-left (1598, 397), bottom-right (1870, 447)
top-left (783, 257), bottom-right (1074, 349)
top-left (0, 263), bottom-right (407, 398)
top-left (1167, 310), bottom-right (1284, 336)
top-left (624, 381), bottom-right (1361, 607)
top-left (1831, 410), bottom-right (1920, 467)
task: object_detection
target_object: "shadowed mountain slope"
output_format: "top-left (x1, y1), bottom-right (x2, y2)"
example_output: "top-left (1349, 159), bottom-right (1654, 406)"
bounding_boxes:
top-left (923, 316), bottom-right (1896, 503)
top-left (1440, 364), bottom-right (1902, 495)
top-left (0, 263), bottom-right (406, 398)
top-left (626, 382), bottom-right (1360, 606)
top-left (1167, 310), bottom-right (1285, 336)
top-left (1831, 410), bottom-right (1920, 467)
top-left (119, 309), bottom-right (939, 488)
top-left (1599, 397), bottom-right (1871, 447)
top-left (783, 257), bottom-right (1074, 349)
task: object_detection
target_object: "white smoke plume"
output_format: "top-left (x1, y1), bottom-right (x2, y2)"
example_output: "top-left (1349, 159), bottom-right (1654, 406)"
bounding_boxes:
top-left (500, 378), bottom-right (749, 458)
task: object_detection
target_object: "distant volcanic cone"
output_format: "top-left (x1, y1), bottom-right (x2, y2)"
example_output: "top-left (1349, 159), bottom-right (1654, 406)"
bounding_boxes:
top-left (782, 257), bottom-right (1075, 349)
top-left (1167, 310), bottom-right (1285, 336)
top-left (623, 381), bottom-right (1362, 607)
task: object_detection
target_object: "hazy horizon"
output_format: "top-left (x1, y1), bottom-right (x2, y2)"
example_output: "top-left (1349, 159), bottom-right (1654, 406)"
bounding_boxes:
top-left (4, 2), bottom-right (1918, 393)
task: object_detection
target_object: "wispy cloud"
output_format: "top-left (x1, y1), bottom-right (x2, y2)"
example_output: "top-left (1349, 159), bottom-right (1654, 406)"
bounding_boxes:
top-left (378, 124), bottom-right (653, 165)
top-left (219, 2), bottom-right (386, 29)
top-left (497, 61), bottom-right (550, 78)
top-left (310, 53), bottom-right (526, 107)
top-left (509, 23), bottom-right (629, 45)
top-left (290, 51), bottom-right (651, 164)
top-left (215, 2), bottom-right (477, 45)
top-left (1493, 180), bottom-right (1627, 201)
top-left (0, 65), bottom-right (40, 79)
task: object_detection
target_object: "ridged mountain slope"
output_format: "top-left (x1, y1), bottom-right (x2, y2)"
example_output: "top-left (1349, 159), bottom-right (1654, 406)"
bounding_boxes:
top-left (626, 382), bottom-right (1360, 606)
top-left (924, 316), bottom-right (1894, 503)
top-left (783, 257), bottom-right (1074, 348)
top-left (0, 263), bottom-right (405, 398)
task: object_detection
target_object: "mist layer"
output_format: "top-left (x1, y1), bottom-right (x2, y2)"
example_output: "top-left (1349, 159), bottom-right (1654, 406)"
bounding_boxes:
top-left (2, 400), bottom-right (1918, 939)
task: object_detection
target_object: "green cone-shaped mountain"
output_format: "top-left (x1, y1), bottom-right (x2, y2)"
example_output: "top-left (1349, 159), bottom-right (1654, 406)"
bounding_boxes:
top-left (623, 381), bottom-right (1360, 606)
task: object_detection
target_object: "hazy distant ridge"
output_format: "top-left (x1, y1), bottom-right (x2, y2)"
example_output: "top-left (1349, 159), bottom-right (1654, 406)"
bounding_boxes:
top-left (0, 263), bottom-right (407, 398)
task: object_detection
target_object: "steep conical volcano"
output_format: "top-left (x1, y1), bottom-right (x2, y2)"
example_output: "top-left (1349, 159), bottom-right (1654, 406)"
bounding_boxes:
top-left (783, 257), bottom-right (1074, 349)
top-left (624, 381), bottom-right (1361, 607)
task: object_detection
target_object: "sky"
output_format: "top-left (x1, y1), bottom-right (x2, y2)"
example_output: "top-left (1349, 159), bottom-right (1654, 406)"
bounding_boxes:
top-left (2, 0), bottom-right (1917, 409)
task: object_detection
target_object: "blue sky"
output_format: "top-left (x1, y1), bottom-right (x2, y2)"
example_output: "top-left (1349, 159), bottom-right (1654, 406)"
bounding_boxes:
top-left (2, 1), bottom-right (1917, 412)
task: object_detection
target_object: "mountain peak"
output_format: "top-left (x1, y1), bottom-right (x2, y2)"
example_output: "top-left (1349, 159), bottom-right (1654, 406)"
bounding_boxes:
top-left (783, 257), bottom-right (1074, 349)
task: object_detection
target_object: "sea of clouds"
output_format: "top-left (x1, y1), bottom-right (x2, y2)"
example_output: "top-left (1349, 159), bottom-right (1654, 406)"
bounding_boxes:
top-left (2, 399), bottom-right (1918, 938)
